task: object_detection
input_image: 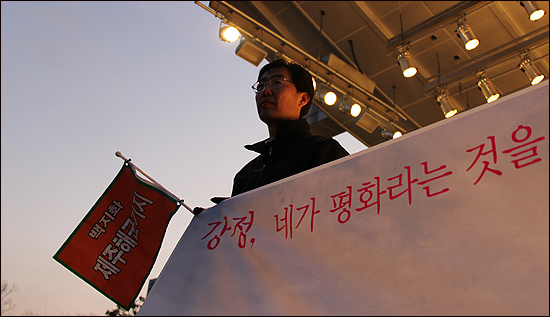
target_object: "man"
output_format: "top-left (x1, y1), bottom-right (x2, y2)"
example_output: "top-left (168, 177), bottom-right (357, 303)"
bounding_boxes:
top-left (193, 59), bottom-right (348, 214)
top-left (231, 58), bottom-right (349, 196)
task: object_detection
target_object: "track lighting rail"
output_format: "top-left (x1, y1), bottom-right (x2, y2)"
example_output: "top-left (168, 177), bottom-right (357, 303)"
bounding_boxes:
top-left (200, 1), bottom-right (419, 127)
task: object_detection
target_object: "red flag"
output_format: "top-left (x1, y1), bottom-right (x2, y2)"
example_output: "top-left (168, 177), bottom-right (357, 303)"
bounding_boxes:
top-left (53, 162), bottom-right (180, 309)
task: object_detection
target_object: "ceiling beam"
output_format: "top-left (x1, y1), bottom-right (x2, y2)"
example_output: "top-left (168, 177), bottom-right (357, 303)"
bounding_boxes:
top-left (289, 1), bottom-right (358, 68)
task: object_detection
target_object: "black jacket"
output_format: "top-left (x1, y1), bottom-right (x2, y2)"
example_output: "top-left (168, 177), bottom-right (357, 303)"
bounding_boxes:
top-left (231, 119), bottom-right (349, 196)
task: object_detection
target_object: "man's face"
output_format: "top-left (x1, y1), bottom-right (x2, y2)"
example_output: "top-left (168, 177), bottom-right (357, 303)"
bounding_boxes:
top-left (255, 67), bottom-right (310, 124)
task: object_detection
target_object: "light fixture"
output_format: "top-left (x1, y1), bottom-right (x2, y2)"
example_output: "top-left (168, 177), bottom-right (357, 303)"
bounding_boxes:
top-left (381, 123), bottom-right (403, 140)
top-left (339, 100), bottom-right (362, 117)
top-left (396, 47), bottom-right (417, 78)
top-left (456, 21), bottom-right (479, 50)
top-left (324, 92), bottom-right (337, 105)
top-left (436, 92), bottom-right (458, 118)
top-left (520, 1), bottom-right (546, 21)
top-left (354, 110), bottom-right (380, 133)
top-left (316, 86), bottom-right (338, 106)
top-left (476, 72), bottom-right (500, 103)
top-left (381, 128), bottom-right (402, 140)
top-left (312, 77), bottom-right (317, 90)
top-left (235, 38), bottom-right (268, 67)
top-left (519, 56), bottom-right (545, 85)
top-left (219, 23), bottom-right (241, 42)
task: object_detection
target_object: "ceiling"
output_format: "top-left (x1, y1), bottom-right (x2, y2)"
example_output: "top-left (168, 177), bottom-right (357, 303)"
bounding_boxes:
top-left (200, 1), bottom-right (549, 147)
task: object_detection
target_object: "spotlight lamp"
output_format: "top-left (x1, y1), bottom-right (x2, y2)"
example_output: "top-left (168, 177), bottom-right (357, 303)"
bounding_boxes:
top-left (519, 57), bottom-right (545, 85)
top-left (381, 126), bottom-right (403, 140)
top-left (437, 92), bottom-right (458, 118)
top-left (316, 86), bottom-right (338, 106)
top-left (520, 1), bottom-right (546, 21)
top-left (324, 91), bottom-right (337, 106)
top-left (396, 48), bottom-right (417, 78)
top-left (476, 72), bottom-right (500, 103)
top-left (219, 24), bottom-right (241, 42)
top-left (339, 101), bottom-right (362, 118)
top-left (456, 21), bottom-right (479, 51)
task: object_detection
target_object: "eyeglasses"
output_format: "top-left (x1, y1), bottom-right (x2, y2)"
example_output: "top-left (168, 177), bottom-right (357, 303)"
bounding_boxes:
top-left (252, 77), bottom-right (295, 93)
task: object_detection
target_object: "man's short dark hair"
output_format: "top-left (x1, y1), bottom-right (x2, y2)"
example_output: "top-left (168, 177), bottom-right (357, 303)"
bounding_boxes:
top-left (257, 59), bottom-right (314, 118)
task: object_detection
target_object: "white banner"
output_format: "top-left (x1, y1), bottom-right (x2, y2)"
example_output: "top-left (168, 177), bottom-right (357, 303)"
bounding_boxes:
top-left (140, 81), bottom-right (549, 315)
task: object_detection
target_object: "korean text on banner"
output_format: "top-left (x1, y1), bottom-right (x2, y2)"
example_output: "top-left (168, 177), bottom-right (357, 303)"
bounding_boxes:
top-left (140, 81), bottom-right (548, 315)
top-left (53, 163), bottom-right (180, 310)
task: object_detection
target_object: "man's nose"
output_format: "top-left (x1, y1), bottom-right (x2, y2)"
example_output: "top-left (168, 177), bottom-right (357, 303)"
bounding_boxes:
top-left (262, 84), bottom-right (273, 95)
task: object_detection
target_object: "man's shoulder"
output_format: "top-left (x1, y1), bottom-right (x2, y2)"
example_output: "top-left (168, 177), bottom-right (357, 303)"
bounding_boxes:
top-left (291, 133), bottom-right (349, 156)
top-left (295, 133), bottom-right (341, 146)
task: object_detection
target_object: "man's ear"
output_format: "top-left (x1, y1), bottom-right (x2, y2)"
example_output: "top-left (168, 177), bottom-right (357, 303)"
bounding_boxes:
top-left (298, 91), bottom-right (310, 108)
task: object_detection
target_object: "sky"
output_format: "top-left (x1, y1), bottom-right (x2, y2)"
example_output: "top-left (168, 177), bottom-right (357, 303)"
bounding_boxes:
top-left (0, 2), bottom-right (367, 315)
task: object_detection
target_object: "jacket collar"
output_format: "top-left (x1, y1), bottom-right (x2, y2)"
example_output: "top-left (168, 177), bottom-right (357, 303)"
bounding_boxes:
top-left (245, 118), bottom-right (310, 154)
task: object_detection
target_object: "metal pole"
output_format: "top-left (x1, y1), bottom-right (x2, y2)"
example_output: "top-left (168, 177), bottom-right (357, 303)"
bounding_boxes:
top-left (115, 151), bottom-right (193, 213)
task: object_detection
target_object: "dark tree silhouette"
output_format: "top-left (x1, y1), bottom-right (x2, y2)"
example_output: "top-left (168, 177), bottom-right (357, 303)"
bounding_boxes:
top-left (1, 281), bottom-right (18, 316)
top-left (105, 296), bottom-right (144, 316)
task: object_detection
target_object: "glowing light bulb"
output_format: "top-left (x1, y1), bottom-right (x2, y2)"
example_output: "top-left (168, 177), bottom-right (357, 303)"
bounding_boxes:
top-left (350, 103), bottom-right (362, 117)
top-left (465, 38), bottom-right (479, 50)
top-left (403, 66), bottom-right (417, 78)
top-left (487, 94), bottom-right (500, 103)
top-left (530, 8), bottom-right (545, 21)
top-left (520, 58), bottom-right (545, 85)
top-left (220, 26), bottom-right (240, 42)
top-left (324, 91), bottom-right (337, 105)
top-left (531, 74), bottom-right (545, 85)
top-left (478, 75), bottom-right (500, 103)
top-left (457, 23), bottom-right (479, 51)
top-left (397, 50), bottom-right (417, 78)
top-left (445, 109), bottom-right (458, 118)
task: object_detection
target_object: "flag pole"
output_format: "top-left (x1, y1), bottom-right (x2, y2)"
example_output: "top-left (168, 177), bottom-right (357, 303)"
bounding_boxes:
top-left (115, 151), bottom-right (194, 213)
